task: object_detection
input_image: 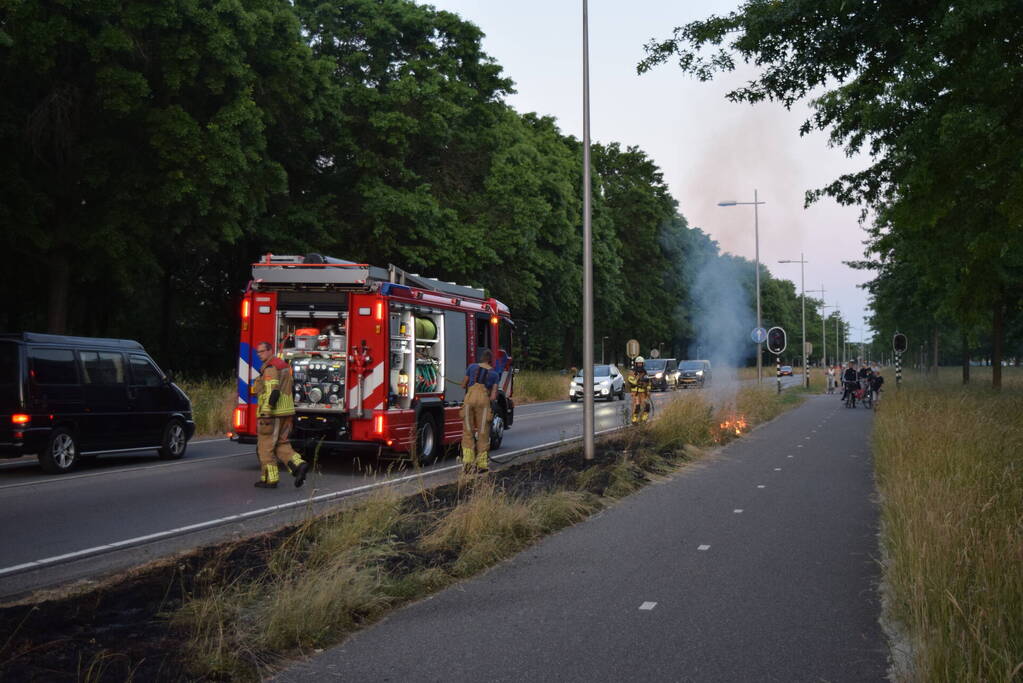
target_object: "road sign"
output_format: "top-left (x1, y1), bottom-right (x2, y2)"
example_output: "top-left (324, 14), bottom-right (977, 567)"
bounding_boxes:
top-left (804, 341), bottom-right (813, 356)
top-left (893, 332), bottom-right (907, 353)
top-left (767, 327), bottom-right (787, 355)
top-left (751, 327), bottom-right (767, 343)
top-left (626, 339), bottom-right (640, 358)
top-left (649, 348), bottom-right (660, 359)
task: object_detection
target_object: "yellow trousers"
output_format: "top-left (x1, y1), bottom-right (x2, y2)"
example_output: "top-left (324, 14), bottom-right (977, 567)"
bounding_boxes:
top-left (257, 416), bottom-right (304, 483)
top-left (461, 384), bottom-right (491, 470)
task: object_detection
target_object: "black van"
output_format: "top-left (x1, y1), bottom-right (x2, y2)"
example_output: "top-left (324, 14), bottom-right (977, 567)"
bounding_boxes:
top-left (0, 333), bottom-right (195, 473)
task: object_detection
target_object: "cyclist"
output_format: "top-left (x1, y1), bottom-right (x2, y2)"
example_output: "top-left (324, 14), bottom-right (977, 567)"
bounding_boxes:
top-left (842, 361), bottom-right (859, 406)
top-left (869, 369), bottom-right (885, 406)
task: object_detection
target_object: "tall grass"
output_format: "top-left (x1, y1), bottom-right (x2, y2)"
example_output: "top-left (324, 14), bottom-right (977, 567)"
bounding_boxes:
top-left (514, 370), bottom-right (569, 404)
top-left (178, 377), bottom-right (235, 437)
top-left (874, 383), bottom-right (1023, 681)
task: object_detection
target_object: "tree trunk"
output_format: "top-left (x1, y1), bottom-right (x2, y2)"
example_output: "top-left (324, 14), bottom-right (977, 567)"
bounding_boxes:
top-left (992, 296), bottom-right (1004, 390)
top-left (47, 251), bottom-right (70, 334)
top-left (961, 332), bottom-right (970, 385)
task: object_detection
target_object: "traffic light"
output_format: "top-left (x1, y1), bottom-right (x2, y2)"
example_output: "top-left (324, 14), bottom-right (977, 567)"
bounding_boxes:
top-left (893, 332), bottom-right (907, 353)
top-left (766, 326), bottom-right (787, 355)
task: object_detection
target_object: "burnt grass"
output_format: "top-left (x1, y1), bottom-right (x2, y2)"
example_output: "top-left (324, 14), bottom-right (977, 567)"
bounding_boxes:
top-left (0, 431), bottom-right (692, 682)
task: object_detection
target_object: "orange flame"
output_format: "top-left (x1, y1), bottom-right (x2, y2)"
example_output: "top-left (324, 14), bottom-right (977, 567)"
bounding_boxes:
top-left (718, 416), bottom-right (749, 437)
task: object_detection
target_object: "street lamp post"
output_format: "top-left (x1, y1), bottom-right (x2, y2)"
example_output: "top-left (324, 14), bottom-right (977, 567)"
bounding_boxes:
top-left (581, 0), bottom-right (594, 460)
top-left (601, 336), bottom-right (608, 364)
top-left (819, 303), bottom-right (835, 368)
top-left (718, 191), bottom-right (766, 383)
top-left (779, 254), bottom-right (808, 387)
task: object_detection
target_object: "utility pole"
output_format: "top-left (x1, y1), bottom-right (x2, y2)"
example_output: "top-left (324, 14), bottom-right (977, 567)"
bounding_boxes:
top-left (581, 0), bottom-right (594, 460)
top-left (779, 254), bottom-right (808, 387)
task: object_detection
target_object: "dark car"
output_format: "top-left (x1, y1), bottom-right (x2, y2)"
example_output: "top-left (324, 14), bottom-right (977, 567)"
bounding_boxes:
top-left (643, 358), bottom-right (679, 391)
top-left (0, 333), bottom-right (195, 473)
top-left (779, 365), bottom-right (794, 376)
top-left (679, 360), bottom-right (712, 388)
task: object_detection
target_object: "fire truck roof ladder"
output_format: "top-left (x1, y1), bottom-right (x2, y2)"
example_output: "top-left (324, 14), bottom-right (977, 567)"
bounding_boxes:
top-left (252, 254), bottom-right (485, 299)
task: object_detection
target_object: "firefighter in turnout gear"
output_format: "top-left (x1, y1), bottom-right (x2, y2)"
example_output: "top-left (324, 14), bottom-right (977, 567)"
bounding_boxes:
top-left (460, 349), bottom-right (499, 473)
top-left (627, 356), bottom-right (652, 424)
top-left (252, 342), bottom-right (310, 488)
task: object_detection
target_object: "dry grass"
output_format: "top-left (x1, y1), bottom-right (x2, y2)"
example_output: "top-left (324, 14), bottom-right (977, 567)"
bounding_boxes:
top-left (514, 370), bottom-right (569, 404)
top-left (173, 374), bottom-right (812, 680)
top-left (178, 377), bottom-right (235, 437)
top-left (874, 383), bottom-right (1023, 681)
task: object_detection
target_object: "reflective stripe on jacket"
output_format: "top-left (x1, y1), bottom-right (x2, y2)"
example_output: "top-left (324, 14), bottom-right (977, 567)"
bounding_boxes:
top-left (256, 359), bottom-right (295, 417)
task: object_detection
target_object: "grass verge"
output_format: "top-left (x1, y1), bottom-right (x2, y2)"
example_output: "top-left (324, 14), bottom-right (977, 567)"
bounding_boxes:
top-left (178, 376), bottom-right (235, 437)
top-left (513, 370), bottom-right (569, 404)
top-left (873, 382), bottom-right (1023, 681)
top-left (0, 384), bottom-right (807, 681)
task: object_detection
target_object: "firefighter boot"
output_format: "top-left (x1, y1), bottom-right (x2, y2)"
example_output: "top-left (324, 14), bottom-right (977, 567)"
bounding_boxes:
top-left (287, 456), bottom-right (310, 488)
top-left (255, 463), bottom-right (280, 489)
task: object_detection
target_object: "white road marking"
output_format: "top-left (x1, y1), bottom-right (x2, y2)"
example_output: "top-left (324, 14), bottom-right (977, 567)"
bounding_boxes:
top-left (796, 445), bottom-right (803, 448)
top-left (774, 467), bottom-right (781, 471)
top-left (0, 427), bottom-right (626, 578)
top-left (757, 485), bottom-right (766, 489)
top-left (697, 545), bottom-right (710, 551)
top-left (787, 455), bottom-right (793, 458)
top-left (639, 602), bottom-right (657, 610)
top-left (733, 509), bottom-right (743, 514)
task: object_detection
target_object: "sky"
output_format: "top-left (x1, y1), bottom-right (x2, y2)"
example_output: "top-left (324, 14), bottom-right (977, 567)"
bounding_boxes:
top-left (424, 0), bottom-right (876, 342)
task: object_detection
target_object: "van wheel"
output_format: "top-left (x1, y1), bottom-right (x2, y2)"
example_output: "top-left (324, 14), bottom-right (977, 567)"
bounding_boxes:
top-left (414, 414), bottom-right (439, 466)
top-left (158, 420), bottom-right (188, 460)
top-left (489, 408), bottom-right (505, 451)
top-left (40, 428), bottom-right (79, 474)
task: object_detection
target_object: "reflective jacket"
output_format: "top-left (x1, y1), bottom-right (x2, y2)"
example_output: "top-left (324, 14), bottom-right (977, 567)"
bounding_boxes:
top-left (254, 358), bottom-right (295, 417)
top-left (627, 369), bottom-right (650, 394)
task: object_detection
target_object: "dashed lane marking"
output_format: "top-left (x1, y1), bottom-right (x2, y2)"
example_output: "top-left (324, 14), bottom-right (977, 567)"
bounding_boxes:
top-left (639, 602), bottom-right (657, 610)
top-left (697, 545), bottom-right (710, 551)
top-left (757, 485), bottom-right (766, 489)
top-left (733, 509), bottom-right (743, 514)
top-left (774, 467), bottom-right (781, 471)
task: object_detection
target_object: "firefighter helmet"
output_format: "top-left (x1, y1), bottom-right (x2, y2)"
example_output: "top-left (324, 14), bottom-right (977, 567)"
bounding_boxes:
top-left (634, 356), bottom-right (645, 364)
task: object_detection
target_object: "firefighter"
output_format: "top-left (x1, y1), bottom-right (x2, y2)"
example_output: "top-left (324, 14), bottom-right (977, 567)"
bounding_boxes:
top-left (627, 356), bottom-right (652, 424)
top-left (460, 349), bottom-right (499, 473)
top-left (252, 342), bottom-right (310, 488)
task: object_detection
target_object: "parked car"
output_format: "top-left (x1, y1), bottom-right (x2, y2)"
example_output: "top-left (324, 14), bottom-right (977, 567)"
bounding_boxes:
top-left (569, 364), bottom-right (626, 402)
top-left (679, 360), bottom-right (712, 388)
top-left (0, 332), bottom-right (195, 473)
top-left (643, 358), bottom-right (680, 391)
top-left (779, 365), bottom-right (794, 376)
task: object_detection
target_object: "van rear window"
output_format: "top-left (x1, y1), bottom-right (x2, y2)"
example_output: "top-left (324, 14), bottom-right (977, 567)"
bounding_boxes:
top-left (0, 342), bottom-right (18, 385)
top-left (28, 348), bottom-right (78, 385)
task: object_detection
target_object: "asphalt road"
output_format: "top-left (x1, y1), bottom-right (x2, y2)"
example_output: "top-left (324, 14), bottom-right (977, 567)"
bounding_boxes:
top-left (0, 376), bottom-right (804, 598)
top-left (277, 391), bottom-right (886, 682)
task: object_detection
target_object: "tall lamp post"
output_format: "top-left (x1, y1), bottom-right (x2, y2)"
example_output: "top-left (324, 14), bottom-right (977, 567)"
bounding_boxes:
top-left (819, 303), bottom-right (835, 368)
top-left (581, 0), bottom-right (594, 460)
top-left (719, 191), bottom-right (766, 383)
top-left (601, 336), bottom-right (608, 364)
top-left (779, 254), bottom-right (808, 387)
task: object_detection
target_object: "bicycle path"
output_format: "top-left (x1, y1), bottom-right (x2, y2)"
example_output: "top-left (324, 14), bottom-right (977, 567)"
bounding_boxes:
top-left (277, 394), bottom-right (887, 682)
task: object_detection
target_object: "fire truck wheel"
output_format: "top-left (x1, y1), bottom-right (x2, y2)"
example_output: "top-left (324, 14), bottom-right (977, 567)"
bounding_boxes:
top-left (39, 428), bottom-right (79, 474)
top-left (414, 414), bottom-right (438, 465)
top-left (158, 419), bottom-right (188, 460)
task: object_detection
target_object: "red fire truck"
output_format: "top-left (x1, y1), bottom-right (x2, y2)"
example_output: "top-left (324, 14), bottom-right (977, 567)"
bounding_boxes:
top-left (233, 254), bottom-right (514, 462)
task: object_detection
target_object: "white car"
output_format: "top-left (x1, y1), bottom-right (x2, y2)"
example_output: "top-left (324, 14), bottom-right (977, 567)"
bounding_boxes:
top-left (569, 364), bottom-right (626, 402)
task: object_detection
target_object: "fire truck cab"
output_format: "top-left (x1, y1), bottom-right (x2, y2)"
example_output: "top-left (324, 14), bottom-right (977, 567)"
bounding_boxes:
top-left (233, 254), bottom-right (514, 463)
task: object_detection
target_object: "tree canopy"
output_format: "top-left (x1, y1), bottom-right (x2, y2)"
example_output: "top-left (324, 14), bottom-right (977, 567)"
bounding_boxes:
top-left (1, 0), bottom-right (837, 374)
top-left (641, 0), bottom-right (1023, 385)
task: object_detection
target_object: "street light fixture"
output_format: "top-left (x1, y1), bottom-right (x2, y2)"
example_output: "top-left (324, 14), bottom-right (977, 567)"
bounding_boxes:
top-left (718, 191), bottom-right (766, 383)
top-left (779, 254), bottom-right (808, 387)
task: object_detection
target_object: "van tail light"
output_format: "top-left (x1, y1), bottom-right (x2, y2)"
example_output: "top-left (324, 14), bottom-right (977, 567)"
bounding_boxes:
top-left (233, 407), bottom-right (245, 430)
top-left (374, 414), bottom-right (385, 435)
top-left (375, 301), bottom-right (384, 321)
top-left (11, 414), bottom-right (30, 425)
